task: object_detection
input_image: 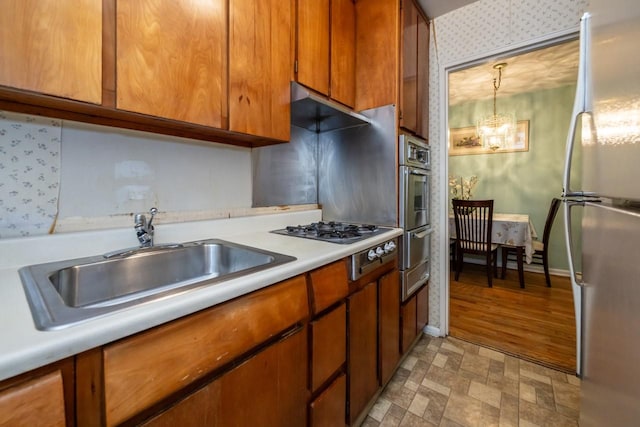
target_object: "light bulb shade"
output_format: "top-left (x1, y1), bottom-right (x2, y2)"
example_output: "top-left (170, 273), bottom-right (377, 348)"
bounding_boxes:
top-left (477, 112), bottom-right (517, 150)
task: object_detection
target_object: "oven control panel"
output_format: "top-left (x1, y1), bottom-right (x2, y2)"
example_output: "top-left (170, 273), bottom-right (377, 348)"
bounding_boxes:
top-left (351, 238), bottom-right (398, 281)
top-left (399, 134), bottom-right (430, 170)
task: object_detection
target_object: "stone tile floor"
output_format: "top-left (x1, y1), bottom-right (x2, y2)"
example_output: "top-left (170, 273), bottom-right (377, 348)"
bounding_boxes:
top-left (362, 335), bottom-right (580, 427)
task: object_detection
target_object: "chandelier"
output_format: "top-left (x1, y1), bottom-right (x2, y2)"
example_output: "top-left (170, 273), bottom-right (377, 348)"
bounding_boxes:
top-left (477, 63), bottom-right (516, 151)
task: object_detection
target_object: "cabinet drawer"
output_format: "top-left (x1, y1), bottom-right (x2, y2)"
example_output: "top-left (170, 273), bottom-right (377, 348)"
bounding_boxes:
top-left (309, 260), bottom-right (349, 314)
top-left (310, 302), bottom-right (346, 391)
top-left (0, 371), bottom-right (66, 427)
top-left (310, 373), bottom-right (346, 427)
top-left (103, 275), bottom-right (308, 426)
top-left (401, 295), bottom-right (418, 354)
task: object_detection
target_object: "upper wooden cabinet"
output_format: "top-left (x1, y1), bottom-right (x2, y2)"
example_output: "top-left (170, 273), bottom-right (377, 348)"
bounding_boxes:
top-left (116, 0), bottom-right (227, 128)
top-left (354, 0), bottom-right (400, 111)
top-left (0, 0), bottom-right (102, 104)
top-left (229, 0), bottom-right (292, 141)
top-left (296, 0), bottom-right (356, 108)
top-left (400, 0), bottom-right (429, 139)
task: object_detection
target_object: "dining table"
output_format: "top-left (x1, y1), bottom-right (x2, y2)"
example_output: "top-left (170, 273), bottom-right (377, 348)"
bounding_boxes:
top-left (449, 212), bottom-right (538, 287)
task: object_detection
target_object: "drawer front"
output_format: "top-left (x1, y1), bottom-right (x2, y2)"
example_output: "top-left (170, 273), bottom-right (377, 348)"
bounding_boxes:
top-left (309, 260), bottom-right (349, 314)
top-left (310, 373), bottom-right (347, 427)
top-left (310, 302), bottom-right (347, 391)
top-left (103, 275), bottom-right (308, 426)
top-left (0, 371), bottom-right (66, 427)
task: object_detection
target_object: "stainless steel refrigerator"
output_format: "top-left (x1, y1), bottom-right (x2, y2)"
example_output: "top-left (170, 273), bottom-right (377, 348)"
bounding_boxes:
top-left (562, 1), bottom-right (640, 425)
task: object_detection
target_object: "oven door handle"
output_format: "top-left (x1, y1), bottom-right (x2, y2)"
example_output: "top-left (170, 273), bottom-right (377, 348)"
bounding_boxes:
top-left (409, 168), bottom-right (429, 177)
top-left (411, 228), bottom-right (431, 239)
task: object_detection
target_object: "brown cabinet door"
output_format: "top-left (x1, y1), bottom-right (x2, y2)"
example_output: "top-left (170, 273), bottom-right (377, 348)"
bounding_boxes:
top-left (401, 294), bottom-right (417, 354)
top-left (143, 327), bottom-right (308, 427)
top-left (0, 0), bottom-right (102, 104)
top-left (379, 270), bottom-right (400, 385)
top-left (400, 0), bottom-right (418, 133)
top-left (416, 13), bottom-right (430, 139)
top-left (229, 0), bottom-right (292, 141)
top-left (0, 371), bottom-right (67, 427)
top-left (348, 281), bottom-right (378, 424)
top-left (310, 374), bottom-right (347, 427)
top-left (217, 327), bottom-right (308, 427)
top-left (311, 303), bottom-right (347, 391)
top-left (297, 0), bottom-right (330, 96)
top-left (416, 284), bottom-right (429, 332)
top-left (330, 0), bottom-right (356, 107)
top-left (116, 0), bottom-right (226, 128)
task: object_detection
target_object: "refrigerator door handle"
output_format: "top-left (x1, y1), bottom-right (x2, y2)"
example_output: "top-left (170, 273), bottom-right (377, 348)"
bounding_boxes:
top-left (563, 199), bottom-right (585, 287)
top-left (562, 12), bottom-right (599, 199)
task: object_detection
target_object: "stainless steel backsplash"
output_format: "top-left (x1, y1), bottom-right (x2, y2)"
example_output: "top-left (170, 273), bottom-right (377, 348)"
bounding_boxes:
top-left (252, 104), bottom-right (397, 227)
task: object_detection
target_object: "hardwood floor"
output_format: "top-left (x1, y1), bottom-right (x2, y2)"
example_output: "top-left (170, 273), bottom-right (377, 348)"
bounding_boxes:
top-left (449, 262), bottom-right (577, 373)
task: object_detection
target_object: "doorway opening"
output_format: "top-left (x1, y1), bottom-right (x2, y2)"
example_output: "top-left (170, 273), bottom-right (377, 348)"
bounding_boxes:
top-left (446, 39), bottom-right (580, 373)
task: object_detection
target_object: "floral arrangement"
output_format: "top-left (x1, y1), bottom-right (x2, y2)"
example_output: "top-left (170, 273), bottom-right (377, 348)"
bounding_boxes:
top-left (449, 175), bottom-right (479, 201)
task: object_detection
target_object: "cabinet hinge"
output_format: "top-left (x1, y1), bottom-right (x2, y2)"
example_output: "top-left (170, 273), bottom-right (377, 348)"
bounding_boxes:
top-left (294, 60), bottom-right (298, 74)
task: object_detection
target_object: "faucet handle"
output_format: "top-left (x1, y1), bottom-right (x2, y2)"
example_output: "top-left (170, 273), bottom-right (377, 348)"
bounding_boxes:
top-left (147, 207), bottom-right (158, 229)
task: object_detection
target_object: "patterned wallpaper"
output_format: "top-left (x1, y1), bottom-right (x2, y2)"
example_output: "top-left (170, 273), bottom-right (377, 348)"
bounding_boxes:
top-left (427, 0), bottom-right (589, 332)
top-left (0, 111), bottom-right (61, 238)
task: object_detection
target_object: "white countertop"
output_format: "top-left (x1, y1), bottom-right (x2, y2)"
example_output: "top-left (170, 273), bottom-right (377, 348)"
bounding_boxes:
top-left (0, 210), bottom-right (402, 381)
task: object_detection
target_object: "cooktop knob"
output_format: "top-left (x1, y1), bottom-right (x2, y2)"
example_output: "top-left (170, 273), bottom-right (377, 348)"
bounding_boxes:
top-left (367, 249), bottom-right (378, 261)
top-left (375, 247), bottom-right (384, 257)
top-left (384, 241), bottom-right (396, 253)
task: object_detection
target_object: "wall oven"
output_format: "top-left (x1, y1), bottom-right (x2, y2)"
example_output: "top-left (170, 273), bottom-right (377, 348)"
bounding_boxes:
top-left (398, 134), bottom-right (431, 301)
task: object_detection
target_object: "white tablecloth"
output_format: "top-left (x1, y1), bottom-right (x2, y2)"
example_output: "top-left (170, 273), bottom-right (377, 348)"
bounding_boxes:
top-left (449, 213), bottom-right (538, 263)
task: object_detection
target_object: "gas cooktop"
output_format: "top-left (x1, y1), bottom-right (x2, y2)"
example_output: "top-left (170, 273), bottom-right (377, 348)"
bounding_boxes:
top-left (271, 221), bottom-right (392, 244)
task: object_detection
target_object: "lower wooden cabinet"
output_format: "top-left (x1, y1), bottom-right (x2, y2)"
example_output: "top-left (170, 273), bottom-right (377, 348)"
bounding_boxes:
top-left (401, 283), bottom-right (428, 355)
top-left (347, 281), bottom-right (378, 425)
top-left (142, 327), bottom-right (308, 427)
top-left (310, 303), bottom-right (347, 391)
top-left (309, 374), bottom-right (346, 427)
top-left (417, 283), bottom-right (429, 332)
top-left (401, 293), bottom-right (418, 355)
top-left (379, 270), bottom-right (401, 386)
top-left (0, 359), bottom-right (73, 427)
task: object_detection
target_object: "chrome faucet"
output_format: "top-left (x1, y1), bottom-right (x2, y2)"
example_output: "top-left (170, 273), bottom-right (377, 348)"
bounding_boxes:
top-left (134, 207), bottom-right (157, 248)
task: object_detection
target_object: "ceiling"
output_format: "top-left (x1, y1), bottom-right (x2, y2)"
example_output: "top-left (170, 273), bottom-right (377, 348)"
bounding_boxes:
top-left (417, 0), bottom-right (478, 18)
top-left (448, 40), bottom-right (580, 105)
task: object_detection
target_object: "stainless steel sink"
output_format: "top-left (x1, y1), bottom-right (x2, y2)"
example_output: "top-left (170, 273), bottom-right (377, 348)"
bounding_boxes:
top-left (19, 239), bottom-right (296, 330)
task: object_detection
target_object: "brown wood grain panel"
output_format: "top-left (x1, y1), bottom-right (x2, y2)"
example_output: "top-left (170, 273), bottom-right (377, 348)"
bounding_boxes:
top-left (141, 381), bottom-right (220, 427)
top-left (102, 0), bottom-right (117, 108)
top-left (229, 0), bottom-right (291, 141)
top-left (416, 12), bottom-right (430, 139)
top-left (0, 0), bottom-right (102, 104)
top-left (355, 0), bottom-right (399, 111)
top-left (379, 270), bottom-right (400, 385)
top-left (310, 374), bottom-right (347, 427)
top-left (401, 294), bottom-right (417, 354)
top-left (217, 328), bottom-right (308, 427)
top-left (75, 348), bottom-right (105, 427)
top-left (330, 0), bottom-right (356, 107)
top-left (297, 0), bottom-right (330, 95)
top-left (348, 282), bottom-right (378, 424)
top-left (400, 0), bottom-right (418, 132)
top-left (309, 260), bottom-right (349, 315)
top-left (416, 283), bottom-right (429, 332)
top-left (0, 371), bottom-right (66, 427)
top-left (103, 276), bottom-right (308, 426)
top-left (311, 303), bottom-right (346, 391)
top-left (116, 0), bottom-right (226, 127)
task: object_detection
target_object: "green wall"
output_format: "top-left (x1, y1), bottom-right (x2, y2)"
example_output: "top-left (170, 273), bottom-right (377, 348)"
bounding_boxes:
top-left (448, 84), bottom-right (581, 271)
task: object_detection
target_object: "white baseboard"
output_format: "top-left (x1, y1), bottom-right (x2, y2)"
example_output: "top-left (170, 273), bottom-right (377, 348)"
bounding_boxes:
top-left (423, 325), bottom-right (444, 337)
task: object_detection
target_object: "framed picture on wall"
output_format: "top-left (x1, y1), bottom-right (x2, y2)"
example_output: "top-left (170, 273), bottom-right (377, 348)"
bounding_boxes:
top-left (449, 120), bottom-right (529, 156)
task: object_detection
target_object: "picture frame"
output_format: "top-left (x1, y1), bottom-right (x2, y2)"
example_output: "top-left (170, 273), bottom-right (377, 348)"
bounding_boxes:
top-left (448, 120), bottom-right (530, 156)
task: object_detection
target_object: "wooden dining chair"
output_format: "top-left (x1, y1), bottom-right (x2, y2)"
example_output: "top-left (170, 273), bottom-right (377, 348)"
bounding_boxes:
top-left (502, 198), bottom-right (561, 287)
top-left (452, 199), bottom-right (499, 287)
